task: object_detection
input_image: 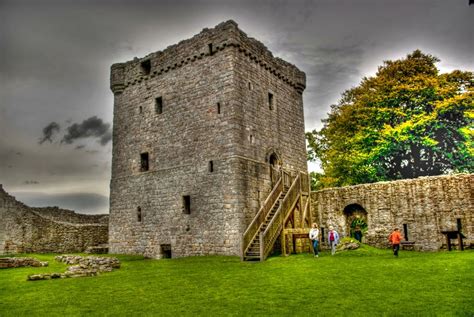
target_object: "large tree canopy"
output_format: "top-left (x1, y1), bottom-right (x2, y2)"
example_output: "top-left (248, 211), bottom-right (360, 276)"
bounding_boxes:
top-left (307, 50), bottom-right (473, 189)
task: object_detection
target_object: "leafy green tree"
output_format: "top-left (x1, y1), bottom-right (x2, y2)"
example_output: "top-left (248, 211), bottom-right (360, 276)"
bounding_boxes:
top-left (307, 50), bottom-right (473, 189)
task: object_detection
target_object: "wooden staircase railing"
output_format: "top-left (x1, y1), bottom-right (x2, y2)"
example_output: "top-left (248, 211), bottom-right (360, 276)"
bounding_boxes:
top-left (241, 176), bottom-right (283, 260)
top-left (259, 173), bottom-right (301, 261)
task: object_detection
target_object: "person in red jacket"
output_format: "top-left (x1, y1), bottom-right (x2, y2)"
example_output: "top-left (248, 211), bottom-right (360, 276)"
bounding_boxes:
top-left (388, 228), bottom-right (402, 257)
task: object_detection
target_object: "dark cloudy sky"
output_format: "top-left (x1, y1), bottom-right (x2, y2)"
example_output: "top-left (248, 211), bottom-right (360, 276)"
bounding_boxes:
top-left (1, 0), bottom-right (472, 214)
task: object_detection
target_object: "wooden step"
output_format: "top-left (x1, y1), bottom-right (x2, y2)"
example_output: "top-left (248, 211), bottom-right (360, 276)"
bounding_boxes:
top-left (244, 256), bottom-right (261, 261)
top-left (246, 251), bottom-right (260, 256)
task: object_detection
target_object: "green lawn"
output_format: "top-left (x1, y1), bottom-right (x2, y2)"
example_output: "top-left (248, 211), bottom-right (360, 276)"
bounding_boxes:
top-left (1, 246), bottom-right (473, 316)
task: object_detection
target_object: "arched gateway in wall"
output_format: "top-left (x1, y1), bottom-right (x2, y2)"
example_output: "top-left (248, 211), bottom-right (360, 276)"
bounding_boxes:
top-left (310, 174), bottom-right (473, 251)
top-left (343, 204), bottom-right (368, 241)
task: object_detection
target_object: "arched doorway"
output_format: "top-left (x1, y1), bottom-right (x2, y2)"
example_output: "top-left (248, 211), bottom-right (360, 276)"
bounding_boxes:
top-left (343, 204), bottom-right (368, 242)
top-left (269, 153), bottom-right (279, 167)
top-left (266, 150), bottom-right (281, 186)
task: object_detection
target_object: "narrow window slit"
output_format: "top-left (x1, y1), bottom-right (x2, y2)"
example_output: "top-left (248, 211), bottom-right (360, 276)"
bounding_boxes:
top-left (140, 152), bottom-right (149, 171)
top-left (403, 224), bottom-right (409, 241)
top-left (457, 218), bottom-right (462, 231)
top-left (209, 161), bottom-right (214, 172)
top-left (137, 207), bottom-right (142, 222)
top-left (268, 92), bottom-right (274, 110)
top-left (155, 97), bottom-right (163, 114)
top-left (183, 195), bottom-right (191, 214)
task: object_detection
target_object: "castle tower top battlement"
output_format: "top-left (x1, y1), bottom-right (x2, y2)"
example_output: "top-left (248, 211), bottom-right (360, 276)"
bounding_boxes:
top-left (110, 20), bottom-right (306, 95)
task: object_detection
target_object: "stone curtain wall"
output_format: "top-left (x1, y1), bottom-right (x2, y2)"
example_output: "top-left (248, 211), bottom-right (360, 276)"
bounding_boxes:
top-left (30, 206), bottom-right (108, 224)
top-left (109, 20), bottom-right (307, 258)
top-left (311, 174), bottom-right (473, 250)
top-left (0, 185), bottom-right (108, 255)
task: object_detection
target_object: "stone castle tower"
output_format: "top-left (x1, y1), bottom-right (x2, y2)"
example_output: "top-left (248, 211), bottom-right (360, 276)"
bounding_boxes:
top-left (109, 20), bottom-right (307, 258)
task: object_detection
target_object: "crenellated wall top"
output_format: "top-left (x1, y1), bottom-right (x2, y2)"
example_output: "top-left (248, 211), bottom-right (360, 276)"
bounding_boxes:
top-left (110, 20), bottom-right (306, 94)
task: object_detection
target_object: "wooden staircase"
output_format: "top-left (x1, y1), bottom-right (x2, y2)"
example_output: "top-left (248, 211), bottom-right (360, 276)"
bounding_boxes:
top-left (241, 169), bottom-right (310, 261)
top-left (243, 188), bottom-right (289, 261)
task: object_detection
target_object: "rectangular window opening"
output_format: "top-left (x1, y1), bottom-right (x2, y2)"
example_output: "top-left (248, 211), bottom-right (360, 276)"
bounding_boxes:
top-left (183, 195), bottom-right (191, 214)
top-left (140, 59), bottom-right (151, 75)
top-left (456, 218), bottom-right (462, 231)
top-left (217, 102), bottom-right (221, 114)
top-left (208, 43), bottom-right (213, 56)
top-left (140, 152), bottom-right (149, 172)
top-left (321, 227), bottom-right (325, 242)
top-left (403, 224), bottom-right (409, 241)
top-left (248, 82), bottom-right (252, 90)
top-left (137, 207), bottom-right (142, 222)
top-left (155, 97), bottom-right (163, 114)
top-left (161, 244), bottom-right (172, 258)
top-left (139, 106), bottom-right (143, 114)
top-left (209, 161), bottom-right (214, 173)
top-left (268, 92), bottom-right (274, 110)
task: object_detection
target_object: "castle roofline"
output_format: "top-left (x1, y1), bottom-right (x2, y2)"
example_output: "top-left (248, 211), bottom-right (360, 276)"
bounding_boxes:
top-left (110, 20), bottom-right (306, 94)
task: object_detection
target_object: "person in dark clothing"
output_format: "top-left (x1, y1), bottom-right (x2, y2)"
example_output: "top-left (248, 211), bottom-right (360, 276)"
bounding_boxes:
top-left (354, 226), bottom-right (362, 243)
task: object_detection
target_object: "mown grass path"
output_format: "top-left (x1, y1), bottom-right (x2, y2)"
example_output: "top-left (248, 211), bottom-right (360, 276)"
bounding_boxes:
top-left (1, 247), bottom-right (473, 316)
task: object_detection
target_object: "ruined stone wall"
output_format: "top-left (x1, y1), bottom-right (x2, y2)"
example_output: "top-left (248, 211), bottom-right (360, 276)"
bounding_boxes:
top-left (0, 185), bottom-right (108, 254)
top-left (109, 20), bottom-right (307, 258)
top-left (30, 207), bottom-right (108, 224)
top-left (310, 174), bottom-right (473, 251)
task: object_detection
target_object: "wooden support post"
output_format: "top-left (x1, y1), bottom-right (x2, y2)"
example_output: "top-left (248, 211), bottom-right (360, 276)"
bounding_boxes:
top-left (458, 233), bottom-right (464, 251)
top-left (299, 175), bottom-right (303, 227)
top-left (292, 234), bottom-right (296, 254)
top-left (446, 234), bottom-right (451, 251)
top-left (281, 231), bottom-right (287, 256)
top-left (308, 197), bottom-right (313, 228)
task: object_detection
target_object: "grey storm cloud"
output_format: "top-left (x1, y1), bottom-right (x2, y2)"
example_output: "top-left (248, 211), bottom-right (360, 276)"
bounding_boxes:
top-left (38, 122), bottom-right (61, 144)
top-left (62, 116), bottom-right (112, 146)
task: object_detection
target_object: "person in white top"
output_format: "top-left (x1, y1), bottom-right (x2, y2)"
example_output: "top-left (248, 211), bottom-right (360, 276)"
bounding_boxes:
top-left (309, 223), bottom-right (320, 257)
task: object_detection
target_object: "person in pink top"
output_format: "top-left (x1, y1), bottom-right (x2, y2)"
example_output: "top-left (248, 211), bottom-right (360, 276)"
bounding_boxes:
top-left (327, 226), bottom-right (339, 255)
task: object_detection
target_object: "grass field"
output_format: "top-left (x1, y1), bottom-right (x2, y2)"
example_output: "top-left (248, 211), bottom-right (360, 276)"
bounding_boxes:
top-left (1, 246), bottom-right (473, 316)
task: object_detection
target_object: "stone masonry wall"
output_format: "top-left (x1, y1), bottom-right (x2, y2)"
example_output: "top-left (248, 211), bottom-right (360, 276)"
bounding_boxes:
top-left (311, 174), bottom-right (473, 251)
top-left (0, 185), bottom-right (108, 255)
top-left (109, 20), bottom-right (307, 258)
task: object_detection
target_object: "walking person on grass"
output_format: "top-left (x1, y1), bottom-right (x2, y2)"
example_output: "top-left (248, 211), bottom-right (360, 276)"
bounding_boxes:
top-left (328, 226), bottom-right (339, 255)
top-left (388, 227), bottom-right (402, 257)
top-left (309, 223), bottom-right (320, 257)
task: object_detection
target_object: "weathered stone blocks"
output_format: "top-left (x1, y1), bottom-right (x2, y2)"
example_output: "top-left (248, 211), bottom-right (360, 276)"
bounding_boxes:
top-left (27, 255), bottom-right (120, 281)
top-left (0, 257), bottom-right (48, 268)
top-left (311, 174), bottom-right (473, 251)
top-left (0, 185), bottom-right (108, 255)
top-left (109, 20), bottom-right (307, 258)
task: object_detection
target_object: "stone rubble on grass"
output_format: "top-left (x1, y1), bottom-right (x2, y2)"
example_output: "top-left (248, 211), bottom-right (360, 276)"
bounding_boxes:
top-left (337, 239), bottom-right (360, 251)
top-left (0, 257), bottom-right (48, 268)
top-left (27, 255), bottom-right (120, 281)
